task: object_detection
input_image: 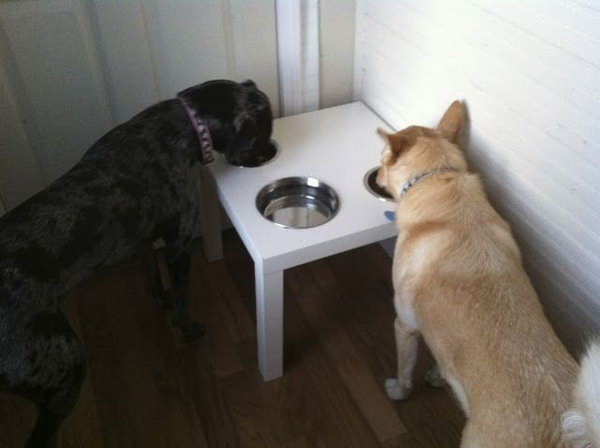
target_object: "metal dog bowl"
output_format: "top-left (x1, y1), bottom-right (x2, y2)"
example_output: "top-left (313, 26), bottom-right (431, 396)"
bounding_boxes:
top-left (364, 167), bottom-right (394, 202)
top-left (256, 177), bottom-right (340, 229)
top-left (234, 139), bottom-right (280, 168)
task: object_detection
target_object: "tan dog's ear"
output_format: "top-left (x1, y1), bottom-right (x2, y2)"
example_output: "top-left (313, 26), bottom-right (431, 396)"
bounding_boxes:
top-left (437, 100), bottom-right (465, 143)
top-left (378, 128), bottom-right (409, 162)
top-left (376, 127), bottom-right (391, 141)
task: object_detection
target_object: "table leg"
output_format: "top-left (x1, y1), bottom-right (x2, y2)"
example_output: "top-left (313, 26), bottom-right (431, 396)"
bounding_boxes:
top-left (198, 165), bottom-right (223, 262)
top-left (255, 265), bottom-right (284, 381)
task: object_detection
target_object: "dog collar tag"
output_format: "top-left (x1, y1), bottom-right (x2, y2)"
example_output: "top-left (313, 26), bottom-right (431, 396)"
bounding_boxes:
top-left (177, 95), bottom-right (215, 166)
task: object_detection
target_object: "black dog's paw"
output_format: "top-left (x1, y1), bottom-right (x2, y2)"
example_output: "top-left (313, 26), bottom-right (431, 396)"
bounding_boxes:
top-left (145, 286), bottom-right (174, 310)
top-left (156, 292), bottom-right (174, 310)
top-left (174, 320), bottom-right (205, 343)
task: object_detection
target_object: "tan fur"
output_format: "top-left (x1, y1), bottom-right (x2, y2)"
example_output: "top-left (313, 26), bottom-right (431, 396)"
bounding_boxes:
top-left (379, 101), bottom-right (585, 447)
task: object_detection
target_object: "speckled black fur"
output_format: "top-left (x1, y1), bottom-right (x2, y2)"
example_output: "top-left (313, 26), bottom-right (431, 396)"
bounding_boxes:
top-left (0, 79), bottom-right (273, 447)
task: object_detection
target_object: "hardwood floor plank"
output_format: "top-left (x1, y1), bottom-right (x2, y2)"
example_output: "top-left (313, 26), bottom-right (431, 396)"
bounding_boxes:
top-left (0, 394), bottom-right (35, 448)
top-left (194, 256), bottom-right (245, 378)
top-left (279, 434), bottom-right (327, 448)
top-left (78, 267), bottom-right (208, 448)
top-left (289, 264), bottom-right (406, 443)
top-left (323, 247), bottom-right (398, 382)
top-left (176, 252), bottom-right (241, 448)
top-left (283, 285), bottom-right (382, 448)
top-left (221, 230), bottom-right (258, 313)
top-left (232, 325), bottom-right (319, 446)
top-left (173, 338), bottom-right (240, 448)
top-left (218, 369), bottom-right (280, 447)
top-left (60, 294), bottom-right (104, 448)
top-left (384, 432), bottom-right (423, 448)
top-left (206, 259), bottom-right (255, 343)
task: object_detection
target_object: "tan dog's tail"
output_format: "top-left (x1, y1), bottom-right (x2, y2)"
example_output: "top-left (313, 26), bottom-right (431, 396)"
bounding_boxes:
top-left (563, 342), bottom-right (600, 447)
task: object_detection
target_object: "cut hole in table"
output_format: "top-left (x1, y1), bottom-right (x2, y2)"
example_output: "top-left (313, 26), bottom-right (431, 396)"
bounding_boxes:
top-left (364, 167), bottom-right (394, 201)
top-left (256, 176), bottom-right (339, 229)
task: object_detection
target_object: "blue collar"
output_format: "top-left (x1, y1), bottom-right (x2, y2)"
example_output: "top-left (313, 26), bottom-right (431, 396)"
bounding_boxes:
top-left (400, 167), bottom-right (460, 198)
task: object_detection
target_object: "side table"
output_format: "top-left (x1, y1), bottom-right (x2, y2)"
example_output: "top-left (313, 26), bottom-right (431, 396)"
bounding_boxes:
top-left (200, 102), bottom-right (397, 381)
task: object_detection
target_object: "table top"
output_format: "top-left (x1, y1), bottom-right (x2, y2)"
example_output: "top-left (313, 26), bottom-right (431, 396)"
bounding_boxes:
top-left (209, 102), bottom-right (398, 273)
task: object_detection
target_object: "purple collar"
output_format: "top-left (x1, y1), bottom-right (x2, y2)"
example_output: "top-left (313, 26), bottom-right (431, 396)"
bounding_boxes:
top-left (177, 94), bottom-right (215, 165)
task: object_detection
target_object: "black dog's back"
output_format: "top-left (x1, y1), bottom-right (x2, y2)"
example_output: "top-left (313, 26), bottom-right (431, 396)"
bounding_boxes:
top-left (0, 100), bottom-right (196, 296)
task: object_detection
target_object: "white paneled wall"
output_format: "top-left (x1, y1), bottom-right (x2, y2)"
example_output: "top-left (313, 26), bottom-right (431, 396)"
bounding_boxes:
top-left (354, 0), bottom-right (600, 350)
top-left (0, 0), bottom-right (113, 202)
top-left (0, 0), bottom-right (279, 209)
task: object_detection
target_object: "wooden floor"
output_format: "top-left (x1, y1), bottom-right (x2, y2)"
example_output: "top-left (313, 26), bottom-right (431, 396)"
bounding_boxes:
top-left (0, 230), bottom-right (465, 447)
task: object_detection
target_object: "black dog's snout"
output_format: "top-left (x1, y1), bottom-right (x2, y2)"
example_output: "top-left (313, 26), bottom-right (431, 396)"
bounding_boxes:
top-left (229, 140), bottom-right (277, 167)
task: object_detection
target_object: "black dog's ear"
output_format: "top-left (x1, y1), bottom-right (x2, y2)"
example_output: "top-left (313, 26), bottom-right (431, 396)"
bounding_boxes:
top-left (227, 115), bottom-right (258, 162)
top-left (241, 79), bottom-right (256, 88)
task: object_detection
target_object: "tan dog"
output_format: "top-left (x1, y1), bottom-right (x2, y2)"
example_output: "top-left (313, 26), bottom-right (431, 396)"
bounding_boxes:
top-left (377, 101), bottom-right (600, 447)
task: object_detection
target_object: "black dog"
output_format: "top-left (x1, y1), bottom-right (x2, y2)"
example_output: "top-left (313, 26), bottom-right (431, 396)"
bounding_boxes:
top-left (0, 79), bottom-right (274, 447)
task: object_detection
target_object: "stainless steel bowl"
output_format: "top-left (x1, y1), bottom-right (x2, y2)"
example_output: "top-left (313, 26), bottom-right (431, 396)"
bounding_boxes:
top-left (364, 166), bottom-right (394, 202)
top-left (256, 177), bottom-right (340, 229)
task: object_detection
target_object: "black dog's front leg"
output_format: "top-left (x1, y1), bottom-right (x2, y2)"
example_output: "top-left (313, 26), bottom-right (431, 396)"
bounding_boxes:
top-left (15, 313), bottom-right (86, 448)
top-left (165, 249), bottom-right (204, 343)
top-left (141, 242), bottom-right (173, 310)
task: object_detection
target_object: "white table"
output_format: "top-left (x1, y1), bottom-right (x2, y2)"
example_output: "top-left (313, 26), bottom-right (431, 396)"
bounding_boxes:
top-left (200, 102), bottom-right (397, 381)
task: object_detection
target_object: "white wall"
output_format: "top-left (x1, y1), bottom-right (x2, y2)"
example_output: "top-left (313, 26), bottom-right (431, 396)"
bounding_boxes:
top-left (354, 0), bottom-right (600, 351)
top-left (0, 0), bottom-right (279, 209)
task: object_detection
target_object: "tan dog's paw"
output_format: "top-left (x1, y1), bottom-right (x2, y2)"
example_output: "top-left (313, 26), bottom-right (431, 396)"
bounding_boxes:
top-left (385, 378), bottom-right (412, 400)
top-left (425, 367), bottom-right (446, 388)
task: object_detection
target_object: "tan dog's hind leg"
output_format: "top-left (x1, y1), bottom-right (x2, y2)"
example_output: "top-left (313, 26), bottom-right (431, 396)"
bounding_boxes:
top-left (385, 316), bottom-right (419, 400)
top-left (425, 364), bottom-right (446, 388)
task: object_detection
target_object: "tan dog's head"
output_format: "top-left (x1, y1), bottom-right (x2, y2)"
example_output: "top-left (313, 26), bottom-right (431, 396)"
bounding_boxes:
top-left (376, 101), bottom-right (468, 199)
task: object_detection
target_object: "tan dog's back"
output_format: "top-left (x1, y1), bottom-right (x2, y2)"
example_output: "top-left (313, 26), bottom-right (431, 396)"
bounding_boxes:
top-left (401, 173), bottom-right (576, 446)
top-left (378, 102), bottom-right (596, 447)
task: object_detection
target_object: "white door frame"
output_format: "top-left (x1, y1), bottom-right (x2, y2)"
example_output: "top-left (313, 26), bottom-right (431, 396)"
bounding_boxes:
top-left (275, 0), bottom-right (319, 116)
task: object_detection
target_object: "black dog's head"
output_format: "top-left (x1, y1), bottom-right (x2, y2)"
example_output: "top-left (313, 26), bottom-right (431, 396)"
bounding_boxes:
top-left (178, 79), bottom-right (275, 166)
